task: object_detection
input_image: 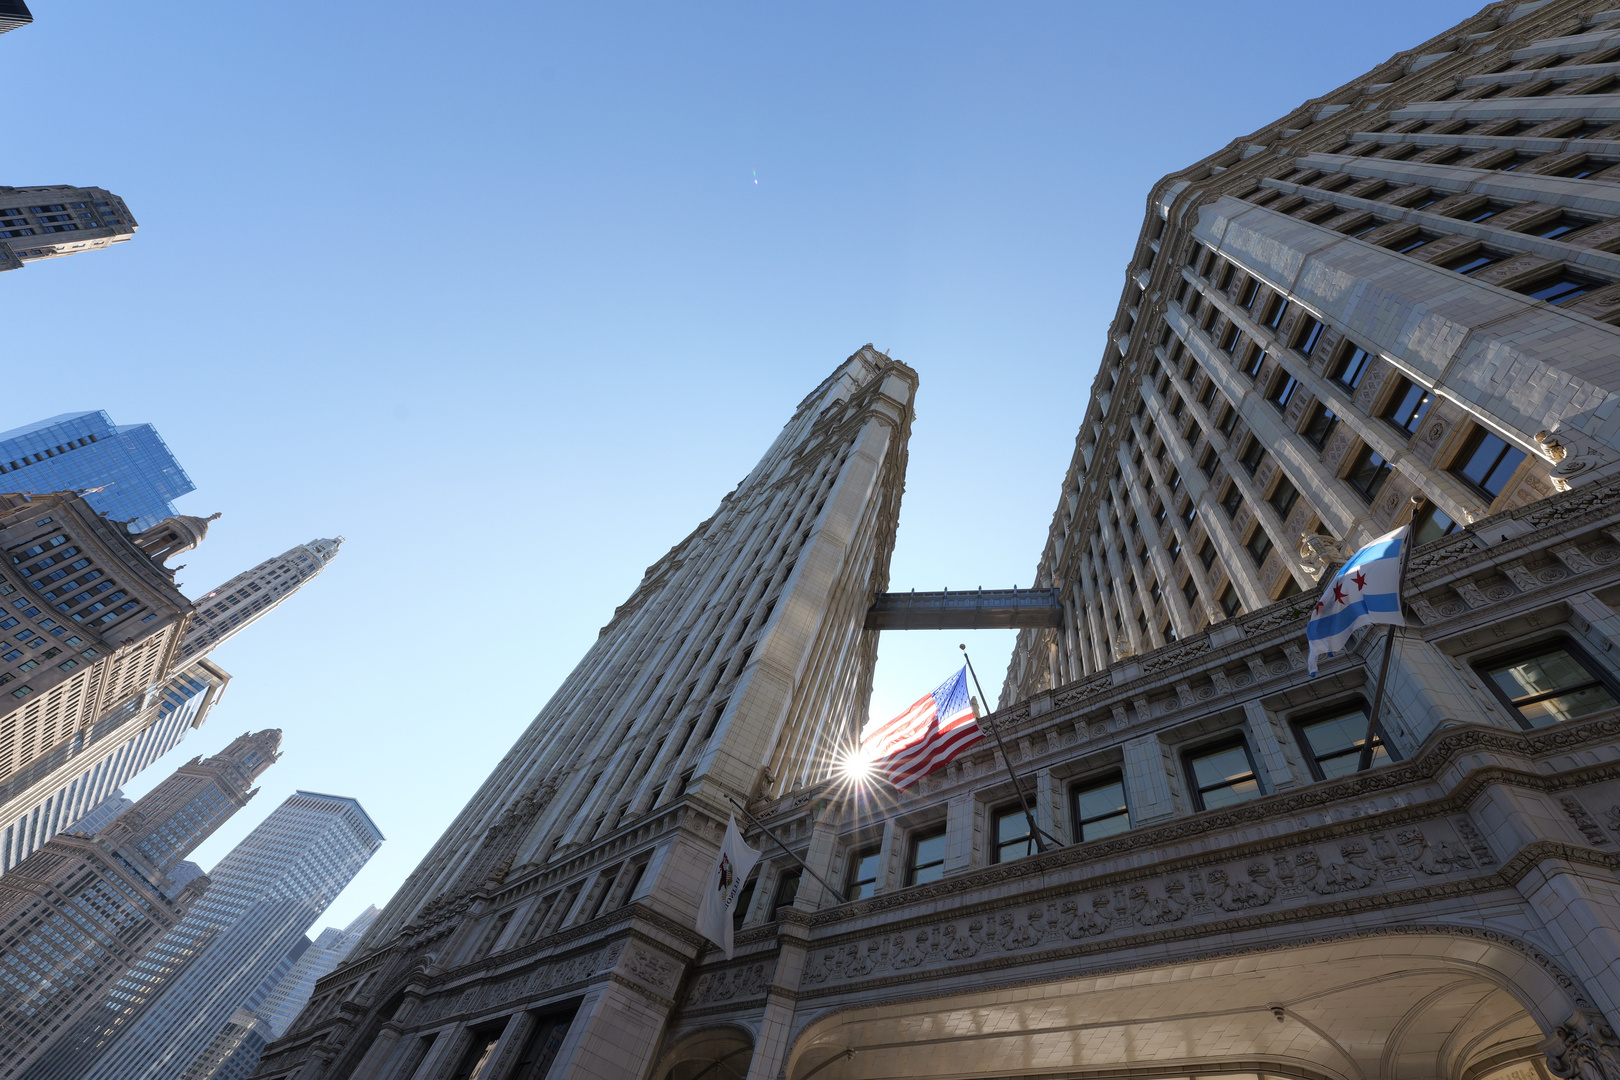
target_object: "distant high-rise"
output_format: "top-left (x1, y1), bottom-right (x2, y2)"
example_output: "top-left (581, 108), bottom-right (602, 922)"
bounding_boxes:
top-left (0, 411), bottom-right (195, 532)
top-left (0, 660), bottom-right (231, 875)
top-left (178, 539), bottom-right (344, 665)
top-left (67, 788), bottom-right (133, 836)
top-left (0, 186), bottom-right (137, 272)
top-left (255, 906), bottom-right (380, 1040)
top-left (0, 492), bottom-right (215, 824)
top-left (0, 730), bottom-right (279, 1078)
top-left (181, 1010), bottom-right (276, 1080)
top-left (0, 0), bottom-right (31, 34)
top-left (62, 791), bottom-right (383, 1080)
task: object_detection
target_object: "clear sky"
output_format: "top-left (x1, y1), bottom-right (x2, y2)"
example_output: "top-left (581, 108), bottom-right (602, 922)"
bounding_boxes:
top-left (6, 1), bottom-right (1482, 933)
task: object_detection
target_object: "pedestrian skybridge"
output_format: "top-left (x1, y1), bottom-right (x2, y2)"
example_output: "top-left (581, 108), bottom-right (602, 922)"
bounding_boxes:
top-left (864, 587), bottom-right (1064, 631)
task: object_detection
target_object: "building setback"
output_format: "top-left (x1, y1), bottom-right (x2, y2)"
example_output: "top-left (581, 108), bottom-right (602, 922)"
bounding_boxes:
top-left (57, 791), bottom-right (383, 1080)
top-left (255, 5), bottom-right (1620, 1080)
top-left (0, 186), bottom-right (137, 272)
top-left (0, 729), bottom-right (279, 1079)
top-left (0, 411), bottom-right (195, 533)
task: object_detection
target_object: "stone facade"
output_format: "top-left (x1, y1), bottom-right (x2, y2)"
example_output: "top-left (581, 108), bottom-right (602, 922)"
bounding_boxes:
top-left (254, 4), bottom-right (1620, 1080)
top-left (0, 185), bottom-right (136, 272)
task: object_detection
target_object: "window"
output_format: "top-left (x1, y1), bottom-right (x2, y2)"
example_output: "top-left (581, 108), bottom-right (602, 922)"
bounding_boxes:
top-left (1246, 527), bottom-right (1274, 567)
top-left (1199, 447), bottom-right (1217, 477)
top-left (846, 846), bottom-right (881, 900)
top-left (1520, 274), bottom-right (1595, 305)
top-left (1221, 325), bottom-right (1243, 354)
top-left (1268, 370), bottom-right (1300, 411)
top-left (1302, 403), bottom-right (1338, 449)
top-left (1219, 405), bottom-right (1238, 437)
top-left (1182, 577), bottom-right (1199, 605)
top-left (1198, 380), bottom-right (1217, 407)
top-left (1294, 316), bottom-right (1325, 355)
top-left (1296, 708), bottom-right (1392, 779)
top-left (1220, 483), bottom-right (1243, 517)
top-left (1265, 297), bottom-right (1290, 329)
top-left (1382, 377), bottom-right (1433, 434)
top-left (992, 804), bottom-right (1035, 863)
top-left (1218, 584), bottom-right (1241, 617)
top-left (772, 869), bottom-right (801, 912)
top-left (1199, 540), bottom-right (1217, 569)
top-left (1180, 499), bottom-right (1198, 528)
top-left (1451, 428), bottom-right (1526, 499)
top-left (1185, 739), bottom-right (1262, 810)
top-left (1531, 214), bottom-right (1585, 240)
top-left (1479, 643), bottom-right (1618, 728)
top-left (1070, 775), bottom-right (1130, 842)
top-left (906, 827), bottom-right (947, 885)
top-left (1241, 346), bottom-right (1266, 378)
top-left (1167, 535), bottom-right (1182, 562)
top-left (1238, 278), bottom-right (1259, 308)
top-left (1346, 445), bottom-right (1394, 501)
top-left (732, 872), bottom-right (758, 931)
top-left (1239, 437), bottom-right (1264, 474)
top-left (1411, 502), bottom-right (1458, 545)
top-left (1446, 252), bottom-right (1499, 276)
top-left (1334, 345), bottom-right (1373, 389)
top-left (1269, 476), bottom-right (1300, 519)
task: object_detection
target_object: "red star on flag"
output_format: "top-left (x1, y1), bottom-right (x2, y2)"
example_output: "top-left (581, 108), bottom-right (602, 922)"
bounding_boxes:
top-left (1333, 583), bottom-right (1347, 605)
top-left (1351, 571), bottom-right (1368, 590)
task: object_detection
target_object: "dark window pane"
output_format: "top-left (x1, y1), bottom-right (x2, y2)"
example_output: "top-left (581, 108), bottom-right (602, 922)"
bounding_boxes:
top-left (908, 829), bottom-right (947, 885)
top-left (846, 848), bottom-right (881, 900)
top-left (1483, 647), bottom-right (1618, 727)
top-left (1383, 378), bottom-right (1433, 433)
top-left (994, 806), bottom-right (1034, 863)
top-left (1411, 503), bottom-right (1458, 546)
top-left (1188, 743), bottom-right (1261, 809)
top-left (1335, 347), bottom-right (1373, 389)
top-left (1073, 777), bottom-right (1130, 841)
top-left (1346, 447), bottom-right (1393, 501)
top-left (1298, 710), bottom-right (1389, 779)
top-left (1452, 429), bottom-right (1526, 498)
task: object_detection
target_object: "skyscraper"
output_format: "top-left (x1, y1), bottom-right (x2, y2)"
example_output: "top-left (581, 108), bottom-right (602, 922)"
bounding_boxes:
top-left (256, 906), bottom-right (381, 1039)
top-left (0, 186), bottom-right (137, 272)
top-left (253, 345), bottom-right (916, 1080)
top-left (0, 411), bottom-right (195, 533)
top-left (178, 538), bottom-right (344, 666)
top-left (258, 6), bottom-right (1620, 1080)
top-left (0, 0), bottom-right (32, 35)
top-left (0, 492), bottom-right (215, 821)
top-left (66, 788), bottom-right (134, 836)
top-left (182, 1010), bottom-right (277, 1080)
top-left (63, 791), bottom-right (383, 1080)
top-left (0, 659), bottom-right (231, 874)
top-left (0, 729), bottom-right (279, 1078)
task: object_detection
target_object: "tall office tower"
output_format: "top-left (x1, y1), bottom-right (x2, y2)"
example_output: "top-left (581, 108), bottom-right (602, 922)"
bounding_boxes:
top-left (0, 492), bottom-right (214, 823)
top-left (1000, 2), bottom-right (1620, 702)
top-left (0, 0), bottom-right (31, 35)
top-left (0, 411), bottom-right (196, 532)
top-left (257, 906), bottom-right (381, 1039)
top-left (251, 345), bottom-right (916, 1080)
top-left (0, 186), bottom-right (137, 272)
top-left (183, 1010), bottom-right (277, 1080)
top-left (275, 9), bottom-right (1620, 1080)
top-left (60, 791), bottom-right (382, 1080)
top-left (0, 659), bottom-right (231, 874)
top-left (0, 730), bottom-right (279, 1079)
top-left (178, 538), bottom-right (344, 666)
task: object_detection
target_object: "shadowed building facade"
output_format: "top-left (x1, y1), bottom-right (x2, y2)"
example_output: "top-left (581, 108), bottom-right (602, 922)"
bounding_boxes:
top-left (0, 729), bottom-right (279, 1079)
top-left (258, 4), bottom-right (1620, 1080)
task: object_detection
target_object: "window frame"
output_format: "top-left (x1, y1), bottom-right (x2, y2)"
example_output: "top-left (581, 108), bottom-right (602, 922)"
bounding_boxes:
top-left (844, 844), bottom-right (882, 901)
top-left (1449, 426), bottom-right (1527, 501)
top-left (1290, 701), bottom-right (1398, 782)
top-left (1182, 736), bottom-right (1264, 812)
top-left (905, 825), bottom-right (948, 886)
top-left (1474, 637), bottom-right (1620, 730)
top-left (1069, 772), bottom-right (1132, 843)
top-left (991, 802), bottom-right (1037, 864)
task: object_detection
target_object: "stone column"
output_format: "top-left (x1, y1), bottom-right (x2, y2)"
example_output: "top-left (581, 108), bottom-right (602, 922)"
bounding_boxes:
top-left (745, 913), bottom-right (811, 1080)
top-left (548, 978), bottom-right (672, 1080)
top-left (943, 792), bottom-right (976, 875)
top-left (1241, 700), bottom-right (1299, 791)
top-left (1122, 734), bottom-right (1176, 824)
top-left (479, 1010), bottom-right (535, 1080)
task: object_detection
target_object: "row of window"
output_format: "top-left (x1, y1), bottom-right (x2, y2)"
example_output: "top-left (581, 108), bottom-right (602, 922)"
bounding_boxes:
top-left (831, 639), bottom-right (1619, 902)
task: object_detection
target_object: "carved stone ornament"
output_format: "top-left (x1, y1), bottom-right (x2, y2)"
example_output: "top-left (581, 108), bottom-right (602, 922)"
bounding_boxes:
top-left (1537, 430), bottom-right (1569, 464)
top-left (1298, 533), bottom-right (1346, 578)
top-left (1542, 1009), bottom-right (1620, 1080)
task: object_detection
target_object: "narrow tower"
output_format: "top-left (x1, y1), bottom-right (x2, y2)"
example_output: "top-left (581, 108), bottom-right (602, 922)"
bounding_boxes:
top-left (0, 729), bottom-right (280, 1077)
top-left (177, 538), bottom-right (343, 665)
top-left (251, 345), bottom-right (916, 1080)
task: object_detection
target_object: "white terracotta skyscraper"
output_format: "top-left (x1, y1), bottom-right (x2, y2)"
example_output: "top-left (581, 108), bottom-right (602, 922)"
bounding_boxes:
top-left (178, 538), bottom-right (343, 666)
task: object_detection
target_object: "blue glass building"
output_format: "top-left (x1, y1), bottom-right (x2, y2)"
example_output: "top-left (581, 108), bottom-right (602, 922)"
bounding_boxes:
top-left (0, 411), bottom-right (194, 531)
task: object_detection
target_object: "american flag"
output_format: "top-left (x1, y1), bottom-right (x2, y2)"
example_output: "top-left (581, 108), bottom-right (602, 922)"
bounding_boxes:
top-left (860, 667), bottom-right (981, 788)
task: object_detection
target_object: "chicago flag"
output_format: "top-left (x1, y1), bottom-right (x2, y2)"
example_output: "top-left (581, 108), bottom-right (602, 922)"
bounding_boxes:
top-left (1306, 525), bottom-right (1408, 676)
top-left (860, 667), bottom-right (981, 788)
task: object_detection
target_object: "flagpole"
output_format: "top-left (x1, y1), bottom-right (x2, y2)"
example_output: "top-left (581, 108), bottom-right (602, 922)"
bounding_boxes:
top-left (1356, 495), bottom-right (1423, 772)
top-left (960, 645), bottom-right (1061, 853)
top-left (725, 795), bottom-right (846, 905)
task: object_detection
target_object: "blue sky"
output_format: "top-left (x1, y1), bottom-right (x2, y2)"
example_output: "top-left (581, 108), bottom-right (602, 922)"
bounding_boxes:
top-left (5, 1), bottom-right (1481, 932)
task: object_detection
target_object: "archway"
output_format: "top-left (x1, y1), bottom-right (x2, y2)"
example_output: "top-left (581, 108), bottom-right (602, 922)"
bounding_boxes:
top-left (656, 1025), bottom-right (755, 1080)
top-left (785, 930), bottom-right (1575, 1080)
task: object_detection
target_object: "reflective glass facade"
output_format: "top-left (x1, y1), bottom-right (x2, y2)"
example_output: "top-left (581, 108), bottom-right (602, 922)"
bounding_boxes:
top-left (0, 410), bottom-right (194, 531)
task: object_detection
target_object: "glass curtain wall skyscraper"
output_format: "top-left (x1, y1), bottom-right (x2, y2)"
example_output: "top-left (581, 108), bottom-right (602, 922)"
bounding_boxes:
top-left (48, 791), bottom-right (383, 1080)
top-left (0, 410), bottom-right (193, 531)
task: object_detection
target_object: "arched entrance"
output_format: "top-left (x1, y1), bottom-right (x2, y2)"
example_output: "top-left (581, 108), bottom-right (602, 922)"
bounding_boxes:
top-left (785, 931), bottom-right (1575, 1080)
top-left (656, 1025), bottom-right (755, 1080)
